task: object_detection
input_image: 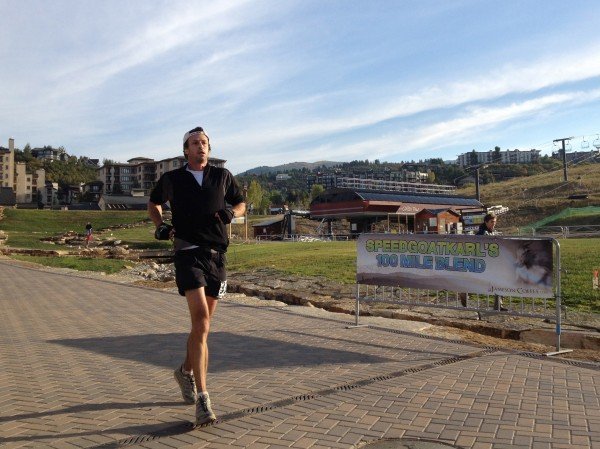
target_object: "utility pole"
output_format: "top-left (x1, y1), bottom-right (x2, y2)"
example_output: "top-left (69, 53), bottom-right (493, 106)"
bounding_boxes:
top-left (553, 137), bottom-right (573, 182)
top-left (475, 166), bottom-right (481, 202)
top-left (243, 183), bottom-right (248, 240)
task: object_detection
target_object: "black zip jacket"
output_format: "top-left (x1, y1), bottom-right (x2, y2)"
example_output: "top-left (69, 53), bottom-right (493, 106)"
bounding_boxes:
top-left (149, 163), bottom-right (244, 252)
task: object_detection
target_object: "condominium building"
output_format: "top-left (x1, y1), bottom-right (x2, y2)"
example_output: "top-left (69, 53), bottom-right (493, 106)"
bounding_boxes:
top-left (0, 138), bottom-right (15, 189)
top-left (334, 176), bottom-right (455, 194)
top-left (14, 162), bottom-right (45, 204)
top-left (306, 169), bottom-right (433, 193)
top-left (0, 138), bottom-right (46, 205)
top-left (457, 149), bottom-right (540, 167)
top-left (31, 146), bottom-right (67, 161)
top-left (97, 155), bottom-right (225, 195)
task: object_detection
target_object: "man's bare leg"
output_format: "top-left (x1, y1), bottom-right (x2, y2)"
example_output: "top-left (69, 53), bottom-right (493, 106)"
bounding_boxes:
top-left (183, 291), bottom-right (217, 391)
top-left (183, 288), bottom-right (218, 424)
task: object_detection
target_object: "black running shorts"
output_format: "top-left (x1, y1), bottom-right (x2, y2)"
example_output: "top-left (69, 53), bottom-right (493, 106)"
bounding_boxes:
top-left (173, 247), bottom-right (227, 298)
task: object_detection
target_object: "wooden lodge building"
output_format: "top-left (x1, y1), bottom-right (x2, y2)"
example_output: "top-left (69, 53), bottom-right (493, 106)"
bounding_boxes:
top-left (309, 188), bottom-right (484, 235)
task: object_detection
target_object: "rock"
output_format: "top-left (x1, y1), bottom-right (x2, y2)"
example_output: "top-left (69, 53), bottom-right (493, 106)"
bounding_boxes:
top-left (107, 246), bottom-right (129, 258)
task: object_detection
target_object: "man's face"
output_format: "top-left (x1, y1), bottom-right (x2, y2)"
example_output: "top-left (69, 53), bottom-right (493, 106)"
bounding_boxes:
top-left (184, 133), bottom-right (210, 165)
top-left (486, 217), bottom-right (497, 230)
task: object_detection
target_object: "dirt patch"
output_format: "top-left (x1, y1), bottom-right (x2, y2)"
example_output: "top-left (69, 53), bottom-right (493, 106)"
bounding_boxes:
top-left (131, 277), bottom-right (600, 364)
top-left (424, 325), bottom-right (600, 363)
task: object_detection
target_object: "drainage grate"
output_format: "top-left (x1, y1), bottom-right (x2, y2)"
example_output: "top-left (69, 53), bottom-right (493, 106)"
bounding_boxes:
top-left (360, 438), bottom-right (465, 448)
top-left (518, 350), bottom-right (600, 370)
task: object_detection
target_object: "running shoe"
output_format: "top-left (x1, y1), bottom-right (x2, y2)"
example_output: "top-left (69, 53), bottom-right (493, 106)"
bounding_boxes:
top-left (195, 392), bottom-right (217, 426)
top-left (174, 365), bottom-right (197, 405)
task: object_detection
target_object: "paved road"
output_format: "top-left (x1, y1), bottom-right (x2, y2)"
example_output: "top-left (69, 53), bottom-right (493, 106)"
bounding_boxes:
top-left (0, 260), bottom-right (599, 449)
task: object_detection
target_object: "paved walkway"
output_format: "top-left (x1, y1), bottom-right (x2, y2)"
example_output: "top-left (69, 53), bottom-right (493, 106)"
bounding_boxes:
top-left (0, 259), bottom-right (599, 449)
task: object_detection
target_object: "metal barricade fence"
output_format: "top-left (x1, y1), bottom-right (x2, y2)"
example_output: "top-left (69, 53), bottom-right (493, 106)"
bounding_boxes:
top-left (354, 236), bottom-right (570, 355)
top-left (256, 234), bottom-right (351, 242)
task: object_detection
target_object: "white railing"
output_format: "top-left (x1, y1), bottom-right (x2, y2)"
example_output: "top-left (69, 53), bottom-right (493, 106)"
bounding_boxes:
top-left (521, 225), bottom-right (600, 238)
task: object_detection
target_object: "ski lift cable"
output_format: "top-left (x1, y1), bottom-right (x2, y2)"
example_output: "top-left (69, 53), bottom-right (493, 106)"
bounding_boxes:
top-left (518, 181), bottom-right (572, 207)
top-left (513, 152), bottom-right (599, 209)
top-left (567, 150), bottom-right (600, 166)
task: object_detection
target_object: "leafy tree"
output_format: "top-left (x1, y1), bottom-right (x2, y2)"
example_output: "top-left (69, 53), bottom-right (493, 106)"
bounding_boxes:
top-left (259, 196), bottom-right (271, 215)
top-left (469, 149), bottom-right (478, 166)
top-left (43, 157), bottom-right (96, 187)
top-left (270, 190), bottom-right (284, 206)
top-left (311, 184), bottom-right (325, 200)
top-left (427, 170), bottom-right (436, 183)
top-left (246, 179), bottom-right (263, 214)
top-left (494, 146), bottom-right (501, 163)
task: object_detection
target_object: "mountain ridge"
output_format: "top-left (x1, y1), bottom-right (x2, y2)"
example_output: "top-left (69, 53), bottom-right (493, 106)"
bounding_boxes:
top-left (238, 161), bottom-right (342, 176)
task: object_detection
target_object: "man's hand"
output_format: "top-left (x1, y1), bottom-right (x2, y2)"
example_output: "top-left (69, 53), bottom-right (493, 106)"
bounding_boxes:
top-left (215, 208), bottom-right (235, 224)
top-left (154, 222), bottom-right (174, 240)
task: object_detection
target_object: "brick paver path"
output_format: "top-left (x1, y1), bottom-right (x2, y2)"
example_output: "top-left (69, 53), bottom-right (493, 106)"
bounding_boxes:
top-left (1, 260), bottom-right (599, 449)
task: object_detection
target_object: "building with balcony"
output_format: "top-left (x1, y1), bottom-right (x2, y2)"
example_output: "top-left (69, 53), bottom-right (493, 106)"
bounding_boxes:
top-left (306, 169), bottom-right (431, 192)
top-left (31, 146), bottom-right (68, 161)
top-left (97, 155), bottom-right (226, 195)
top-left (457, 149), bottom-right (540, 167)
top-left (551, 150), bottom-right (599, 163)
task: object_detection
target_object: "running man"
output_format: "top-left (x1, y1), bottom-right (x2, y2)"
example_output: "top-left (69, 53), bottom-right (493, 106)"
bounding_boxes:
top-left (148, 126), bottom-right (246, 426)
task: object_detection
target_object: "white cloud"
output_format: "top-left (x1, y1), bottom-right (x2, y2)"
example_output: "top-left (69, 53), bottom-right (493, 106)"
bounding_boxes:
top-left (3, 1), bottom-right (600, 175)
top-left (234, 88), bottom-right (600, 172)
top-left (215, 44), bottom-right (600, 155)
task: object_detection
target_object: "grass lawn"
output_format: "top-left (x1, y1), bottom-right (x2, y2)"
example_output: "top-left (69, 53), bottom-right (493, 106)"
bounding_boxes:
top-left (2, 209), bottom-right (599, 313)
top-left (559, 238), bottom-right (600, 313)
top-left (227, 241), bottom-right (357, 284)
top-left (10, 255), bottom-right (132, 274)
top-left (0, 209), bottom-right (150, 249)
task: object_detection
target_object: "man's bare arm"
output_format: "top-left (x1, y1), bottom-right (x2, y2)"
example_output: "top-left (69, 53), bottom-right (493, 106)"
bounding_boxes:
top-left (148, 201), bottom-right (164, 227)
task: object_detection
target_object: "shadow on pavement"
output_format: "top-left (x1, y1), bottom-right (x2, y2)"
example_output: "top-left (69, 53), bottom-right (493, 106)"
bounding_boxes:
top-left (49, 331), bottom-right (393, 371)
top-left (0, 401), bottom-right (182, 424)
top-left (0, 419), bottom-right (192, 446)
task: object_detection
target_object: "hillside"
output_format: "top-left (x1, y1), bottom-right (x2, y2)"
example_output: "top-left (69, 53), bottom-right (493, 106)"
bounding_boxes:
top-left (457, 163), bottom-right (600, 232)
top-left (239, 160), bottom-right (342, 175)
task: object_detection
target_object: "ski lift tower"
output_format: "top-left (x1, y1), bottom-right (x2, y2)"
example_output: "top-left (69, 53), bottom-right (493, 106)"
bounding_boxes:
top-left (553, 137), bottom-right (573, 182)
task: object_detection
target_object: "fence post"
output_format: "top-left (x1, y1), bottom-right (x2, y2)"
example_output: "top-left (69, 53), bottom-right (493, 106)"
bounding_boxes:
top-left (355, 284), bottom-right (360, 326)
top-left (546, 238), bottom-right (572, 356)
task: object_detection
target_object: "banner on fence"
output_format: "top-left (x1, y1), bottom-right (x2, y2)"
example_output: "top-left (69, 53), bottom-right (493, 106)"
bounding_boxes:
top-left (357, 233), bottom-right (554, 298)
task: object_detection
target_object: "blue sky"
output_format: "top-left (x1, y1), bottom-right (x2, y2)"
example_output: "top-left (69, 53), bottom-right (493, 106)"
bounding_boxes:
top-left (2, 0), bottom-right (600, 174)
